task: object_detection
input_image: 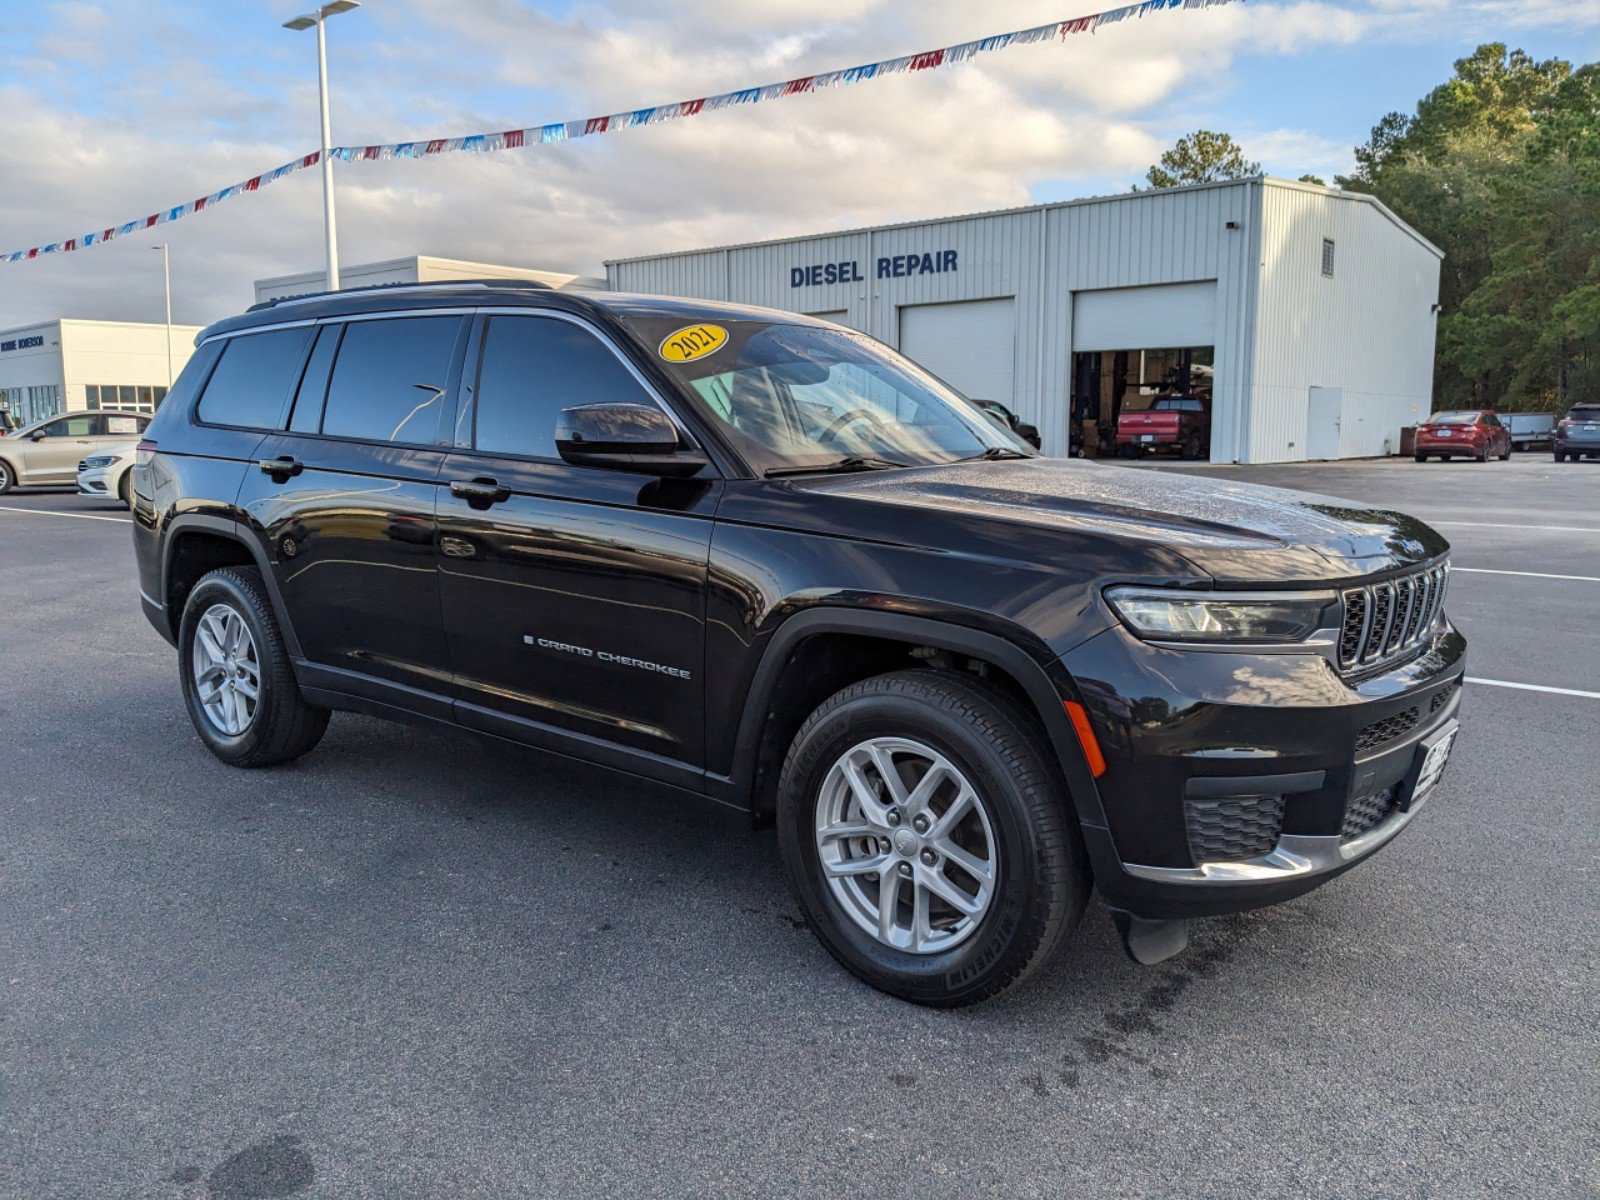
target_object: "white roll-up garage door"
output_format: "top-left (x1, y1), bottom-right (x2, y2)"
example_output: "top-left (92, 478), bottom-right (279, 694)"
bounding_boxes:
top-left (1072, 281), bottom-right (1217, 351)
top-left (897, 298), bottom-right (1017, 406)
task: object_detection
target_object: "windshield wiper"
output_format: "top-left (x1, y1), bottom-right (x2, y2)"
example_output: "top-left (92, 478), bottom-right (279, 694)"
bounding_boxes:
top-left (958, 447), bottom-right (1033, 462)
top-left (763, 456), bottom-right (906, 478)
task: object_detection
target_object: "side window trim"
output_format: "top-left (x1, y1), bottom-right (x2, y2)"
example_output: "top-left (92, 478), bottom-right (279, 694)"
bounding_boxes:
top-left (459, 307), bottom-right (699, 465)
top-left (285, 321), bottom-right (347, 435)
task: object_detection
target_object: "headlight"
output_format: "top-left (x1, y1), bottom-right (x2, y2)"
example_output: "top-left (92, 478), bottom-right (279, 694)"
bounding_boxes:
top-left (1105, 586), bottom-right (1338, 644)
top-left (83, 456), bottom-right (115, 468)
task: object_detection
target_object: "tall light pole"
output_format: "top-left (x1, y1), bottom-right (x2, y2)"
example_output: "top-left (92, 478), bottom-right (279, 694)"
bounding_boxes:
top-left (151, 243), bottom-right (173, 388)
top-left (284, 1), bottom-right (361, 292)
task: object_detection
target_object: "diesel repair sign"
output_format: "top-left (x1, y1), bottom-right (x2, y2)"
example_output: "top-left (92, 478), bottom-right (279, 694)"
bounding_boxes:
top-left (790, 250), bottom-right (958, 288)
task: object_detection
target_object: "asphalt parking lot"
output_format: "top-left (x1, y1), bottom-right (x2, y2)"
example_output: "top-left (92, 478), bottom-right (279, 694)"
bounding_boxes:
top-left (1, 455), bottom-right (1595, 1199)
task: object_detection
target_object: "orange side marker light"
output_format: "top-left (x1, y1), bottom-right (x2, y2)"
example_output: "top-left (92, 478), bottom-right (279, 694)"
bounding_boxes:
top-left (1064, 701), bottom-right (1107, 778)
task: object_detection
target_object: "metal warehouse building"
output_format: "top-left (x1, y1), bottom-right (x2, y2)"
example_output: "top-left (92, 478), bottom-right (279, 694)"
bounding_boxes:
top-left (606, 177), bottom-right (1443, 464)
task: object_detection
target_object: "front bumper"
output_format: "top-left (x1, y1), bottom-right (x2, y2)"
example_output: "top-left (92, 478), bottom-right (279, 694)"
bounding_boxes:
top-left (77, 469), bottom-right (111, 495)
top-left (1061, 620), bottom-right (1466, 921)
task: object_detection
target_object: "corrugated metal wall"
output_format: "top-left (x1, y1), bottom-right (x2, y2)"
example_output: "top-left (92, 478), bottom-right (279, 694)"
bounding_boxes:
top-left (607, 179), bottom-right (1437, 463)
top-left (1248, 182), bottom-right (1441, 462)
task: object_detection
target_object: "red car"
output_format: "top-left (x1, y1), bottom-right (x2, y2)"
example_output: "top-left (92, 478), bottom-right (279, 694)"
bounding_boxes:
top-left (1414, 410), bottom-right (1513, 462)
top-left (1115, 393), bottom-right (1211, 460)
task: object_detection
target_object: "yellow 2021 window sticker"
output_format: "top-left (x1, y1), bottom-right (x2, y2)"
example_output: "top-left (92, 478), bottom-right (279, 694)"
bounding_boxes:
top-left (659, 323), bottom-right (728, 363)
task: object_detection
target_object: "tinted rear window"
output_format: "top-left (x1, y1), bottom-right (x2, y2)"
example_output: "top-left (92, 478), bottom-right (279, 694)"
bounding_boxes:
top-left (472, 316), bottom-right (653, 459)
top-left (1568, 406), bottom-right (1600, 420)
top-left (1427, 412), bottom-right (1480, 425)
top-left (321, 317), bottom-right (464, 444)
top-left (197, 328), bottom-right (313, 429)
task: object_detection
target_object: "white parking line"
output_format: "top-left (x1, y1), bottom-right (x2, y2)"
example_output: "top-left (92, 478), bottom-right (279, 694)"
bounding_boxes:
top-left (1425, 521), bottom-right (1600, 533)
top-left (1453, 567), bottom-right (1600, 583)
top-left (1467, 677), bottom-right (1600, 700)
top-left (0, 504), bottom-right (130, 524)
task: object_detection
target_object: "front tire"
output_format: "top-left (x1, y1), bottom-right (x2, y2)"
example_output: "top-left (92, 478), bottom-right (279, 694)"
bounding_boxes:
top-left (117, 470), bottom-right (133, 508)
top-left (178, 566), bottom-right (329, 768)
top-left (777, 670), bottom-right (1089, 1006)
top-left (0, 459), bottom-right (14, 494)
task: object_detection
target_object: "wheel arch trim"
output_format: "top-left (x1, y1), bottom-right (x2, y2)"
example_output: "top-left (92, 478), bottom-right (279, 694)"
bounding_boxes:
top-left (160, 514), bottom-right (304, 660)
top-left (713, 606), bottom-right (1109, 830)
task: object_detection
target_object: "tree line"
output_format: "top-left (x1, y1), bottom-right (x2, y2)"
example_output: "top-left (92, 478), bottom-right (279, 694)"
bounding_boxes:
top-left (1143, 45), bottom-right (1598, 411)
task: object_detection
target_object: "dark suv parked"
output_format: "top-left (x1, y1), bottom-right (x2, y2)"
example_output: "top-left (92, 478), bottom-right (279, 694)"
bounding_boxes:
top-left (1553, 403), bottom-right (1600, 461)
top-left (133, 283), bottom-right (1465, 1005)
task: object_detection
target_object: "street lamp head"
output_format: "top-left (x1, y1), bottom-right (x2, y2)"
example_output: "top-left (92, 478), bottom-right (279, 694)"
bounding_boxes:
top-left (283, 1), bottom-right (359, 28)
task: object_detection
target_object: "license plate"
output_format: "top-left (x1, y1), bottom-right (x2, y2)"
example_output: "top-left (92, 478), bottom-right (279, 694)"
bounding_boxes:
top-left (1414, 729), bottom-right (1456, 801)
top-left (1139, 434), bottom-right (1155, 443)
top-left (1437, 430), bottom-right (1452, 437)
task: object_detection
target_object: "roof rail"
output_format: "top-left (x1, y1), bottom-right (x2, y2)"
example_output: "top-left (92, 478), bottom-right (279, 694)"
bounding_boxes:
top-left (246, 277), bottom-right (553, 312)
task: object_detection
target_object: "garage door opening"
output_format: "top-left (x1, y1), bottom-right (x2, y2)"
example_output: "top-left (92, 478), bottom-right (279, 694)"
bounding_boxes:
top-left (1071, 346), bottom-right (1214, 458)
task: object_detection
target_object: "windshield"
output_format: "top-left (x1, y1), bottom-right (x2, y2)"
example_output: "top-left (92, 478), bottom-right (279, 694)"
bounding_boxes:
top-left (1428, 412), bottom-right (1481, 425)
top-left (623, 318), bottom-right (1028, 474)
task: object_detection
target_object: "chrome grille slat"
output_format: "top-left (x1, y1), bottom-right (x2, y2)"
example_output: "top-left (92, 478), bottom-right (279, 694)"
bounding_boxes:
top-left (1338, 561), bottom-right (1449, 674)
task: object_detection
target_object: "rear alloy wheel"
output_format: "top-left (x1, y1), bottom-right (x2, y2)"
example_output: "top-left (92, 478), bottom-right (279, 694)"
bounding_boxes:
top-left (179, 566), bottom-right (329, 767)
top-left (778, 669), bottom-right (1089, 1006)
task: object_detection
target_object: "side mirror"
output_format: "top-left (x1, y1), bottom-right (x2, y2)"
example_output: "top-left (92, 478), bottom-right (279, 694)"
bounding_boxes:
top-left (30, 431), bottom-right (47, 441)
top-left (556, 403), bottom-right (708, 478)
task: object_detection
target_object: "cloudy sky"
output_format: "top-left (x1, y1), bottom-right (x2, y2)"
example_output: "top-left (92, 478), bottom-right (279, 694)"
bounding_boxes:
top-left (1, 0), bottom-right (1593, 330)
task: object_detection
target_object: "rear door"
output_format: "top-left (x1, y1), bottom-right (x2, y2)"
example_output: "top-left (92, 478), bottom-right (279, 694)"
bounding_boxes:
top-left (236, 314), bottom-right (469, 715)
top-left (436, 311), bottom-right (719, 782)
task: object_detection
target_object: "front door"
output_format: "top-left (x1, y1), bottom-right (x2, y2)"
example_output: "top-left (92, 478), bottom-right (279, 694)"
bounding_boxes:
top-left (436, 312), bottom-right (719, 783)
top-left (20, 414), bottom-right (102, 483)
top-left (236, 315), bottom-right (469, 714)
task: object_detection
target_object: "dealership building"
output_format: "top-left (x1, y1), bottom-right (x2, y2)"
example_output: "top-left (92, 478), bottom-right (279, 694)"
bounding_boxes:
top-left (606, 177), bottom-right (1443, 463)
top-left (0, 318), bottom-right (202, 428)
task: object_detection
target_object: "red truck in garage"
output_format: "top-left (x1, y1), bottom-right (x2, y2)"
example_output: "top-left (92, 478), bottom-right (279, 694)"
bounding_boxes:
top-left (1115, 393), bottom-right (1212, 460)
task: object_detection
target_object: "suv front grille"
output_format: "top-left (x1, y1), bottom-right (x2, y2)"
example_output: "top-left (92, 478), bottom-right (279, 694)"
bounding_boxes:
top-left (1355, 706), bottom-right (1420, 753)
top-left (1338, 564), bottom-right (1448, 673)
top-left (1342, 786), bottom-right (1399, 840)
top-left (1184, 794), bottom-right (1286, 863)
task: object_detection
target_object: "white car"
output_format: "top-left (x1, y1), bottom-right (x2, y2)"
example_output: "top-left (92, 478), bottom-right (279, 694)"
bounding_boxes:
top-left (76, 442), bottom-right (140, 507)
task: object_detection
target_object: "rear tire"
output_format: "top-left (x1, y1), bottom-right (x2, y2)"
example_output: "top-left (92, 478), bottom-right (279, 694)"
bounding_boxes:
top-left (1180, 432), bottom-right (1203, 461)
top-left (178, 566), bottom-right (329, 768)
top-left (1414, 453), bottom-right (1428, 463)
top-left (776, 669), bottom-right (1089, 1007)
top-left (1554, 451), bottom-right (1567, 463)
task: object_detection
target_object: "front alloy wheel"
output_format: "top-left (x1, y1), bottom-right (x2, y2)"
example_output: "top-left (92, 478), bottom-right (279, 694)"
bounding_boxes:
top-left (777, 669), bottom-right (1089, 1006)
top-left (815, 737), bottom-right (997, 954)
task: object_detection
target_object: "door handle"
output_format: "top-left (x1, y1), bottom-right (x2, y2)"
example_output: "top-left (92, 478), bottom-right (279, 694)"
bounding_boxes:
top-left (450, 477), bottom-right (511, 508)
top-left (258, 456), bottom-right (304, 481)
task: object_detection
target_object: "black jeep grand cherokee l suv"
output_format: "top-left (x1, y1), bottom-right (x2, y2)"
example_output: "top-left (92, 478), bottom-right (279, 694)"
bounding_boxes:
top-left (133, 283), bottom-right (1464, 1006)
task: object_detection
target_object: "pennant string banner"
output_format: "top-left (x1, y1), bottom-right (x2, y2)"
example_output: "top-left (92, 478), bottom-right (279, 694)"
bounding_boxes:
top-left (2, 0), bottom-right (1239, 263)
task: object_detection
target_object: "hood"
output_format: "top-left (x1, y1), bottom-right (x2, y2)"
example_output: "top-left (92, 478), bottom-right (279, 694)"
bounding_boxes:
top-left (798, 458), bottom-right (1450, 584)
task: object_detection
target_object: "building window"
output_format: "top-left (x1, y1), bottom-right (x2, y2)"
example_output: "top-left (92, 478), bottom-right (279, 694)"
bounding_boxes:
top-left (1321, 238), bottom-right (1336, 277)
top-left (85, 383), bottom-right (169, 413)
